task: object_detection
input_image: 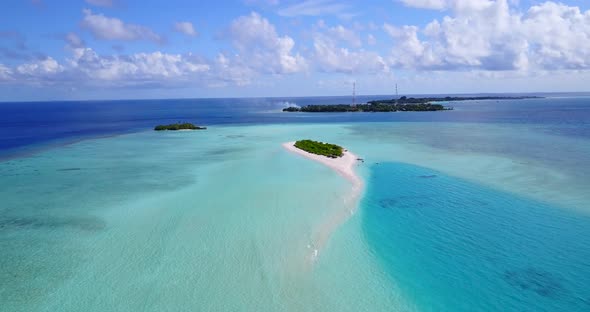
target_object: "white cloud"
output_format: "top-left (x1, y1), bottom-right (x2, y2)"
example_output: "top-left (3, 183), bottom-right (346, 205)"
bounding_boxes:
top-left (226, 12), bottom-right (306, 74)
top-left (16, 57), bottom-right (64, 76)
top-left (522, 2), bottom-right (590, 69)
top-left (384, 23), bottom-right (439, 68)
top-left (85, 0), bottom-right (113, 7)
top-left (312, 33), bottom-right (388, 74)
top-left (1, 12), bottom-right (308, 89)
top-left (326, 25), bottom-right (362, 48)
top-left (308, 22), bottom-right (386, 74)
top-left (278, 0), bottom-right (352, 18)
top-left (0, 64), bottom-right (13, 81)
top-left (0, 46), bottom-right (268, 89)
top-left (0, 48), bottom-right (213, 87)
top-left (399, 0), bottom-right (495, 11)
top-left (399, 0), bottom-right (448, 10)
top-left (174, 22), bottom-right (197, 37)
top-left (3, 1), bottom-right (590, 94)
top-left (210, 53), bottom-right (255, 87)
top-left (385, 0), bottom-right (590, 71)
top-left (81, 9), bottom-right (164, 44)
top-left (68, 48), bottom-right (209, 83)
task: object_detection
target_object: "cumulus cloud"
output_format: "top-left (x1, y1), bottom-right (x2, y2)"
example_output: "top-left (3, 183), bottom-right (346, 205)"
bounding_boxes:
top-left (4, 1), bottom-right (590, 93)
top-left (67, 48), bottom-right (209, 83)
top-left (0, 48), bottom-right (212, 87)
top-left (313, 39), bottom-right (388, 74)
top-left (209, 53), bottom-right (256, 87)
top-left (0, 13), bottom-right (306, 89)
top-left (81, 9), bottom-right (164, 44)
top-left (174, 22), bottom-right (198, 37)
top-left (0, 46), bottom-right (262, 89)
top-left (312, 26), bottom-right (388, 74)
top-left (325, 25), bottom-right (362, 47)
top-left (522, 2), bottom-right (590, 69)
top-left (385, 0), bottom-right (590, 71)
top-left (226, 12), bottom-right (306, 74)
top-left (15, 57), bottom-right (64, 82)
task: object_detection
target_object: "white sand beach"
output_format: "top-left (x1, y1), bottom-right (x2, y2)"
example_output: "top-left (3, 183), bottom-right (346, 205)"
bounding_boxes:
top-left (282, 141), bottom-right (362, 187)
top-left (282, 141), bottom-right (364, 263)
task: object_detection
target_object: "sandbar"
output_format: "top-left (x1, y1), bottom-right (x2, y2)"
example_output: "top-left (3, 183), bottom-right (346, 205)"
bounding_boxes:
top-left (282, 141), bottom-right (364, 263)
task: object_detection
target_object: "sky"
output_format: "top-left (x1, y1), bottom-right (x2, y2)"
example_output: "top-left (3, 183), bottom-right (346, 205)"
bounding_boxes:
top-left (0, 0), bottom-right (589, 101)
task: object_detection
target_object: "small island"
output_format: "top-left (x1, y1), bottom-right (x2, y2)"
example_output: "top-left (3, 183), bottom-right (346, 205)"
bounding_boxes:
top-left (294, 140), bottom-right (343, 158)
top-left (283, 95), bottom-right (540, 113)
top-left (154, 123), bottom-right (207, 131)
top-left (282, 140), bottom-right (363, 258)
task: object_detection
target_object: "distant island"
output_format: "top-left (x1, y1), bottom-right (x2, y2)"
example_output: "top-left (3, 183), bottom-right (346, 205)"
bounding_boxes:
top-left (284, 103), bottom-right (447, 112)
top-left (154, 123), bottom-right (207, 131)
top-left (294, 140), bottom-right (343, 158)
top-left (283, 95), bottom-right (540, 113)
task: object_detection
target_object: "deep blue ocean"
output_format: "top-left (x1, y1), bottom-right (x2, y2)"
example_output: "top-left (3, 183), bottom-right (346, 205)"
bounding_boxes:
top-left (1, 94), bottom-right (590, 311)
top-left (2, 94), bottom-right (589, 158)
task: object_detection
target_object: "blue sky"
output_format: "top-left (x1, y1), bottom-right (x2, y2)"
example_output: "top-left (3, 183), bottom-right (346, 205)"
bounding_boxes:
top-left (0, 0), bottom-right (589, 101)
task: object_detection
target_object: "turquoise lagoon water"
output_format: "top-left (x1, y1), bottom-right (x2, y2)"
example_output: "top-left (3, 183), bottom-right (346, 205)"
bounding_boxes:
top-left (1, 97), bottom-right (590, 311)
top-left (363, 163), bottom-right (590, 311)
top-left (1, 125), bottom-right (406, 311)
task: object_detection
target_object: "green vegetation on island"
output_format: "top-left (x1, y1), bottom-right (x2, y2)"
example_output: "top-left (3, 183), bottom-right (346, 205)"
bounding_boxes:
top-left (294, 140), bottom-right (344, 158)
top-left (154, 123), bottom-right (207, 131)
top-left (283, 95), bottom-right (540, 113)
top-left (369, 95), bottom-right (539, 105)
top-left (284, 103), bottom-right (447, 112)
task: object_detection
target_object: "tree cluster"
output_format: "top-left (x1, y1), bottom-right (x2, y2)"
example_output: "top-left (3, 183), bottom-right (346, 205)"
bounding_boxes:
top-left (294, 140), bottom-right (344, 158)
top-left (154, 123), bottom-right (207, 131)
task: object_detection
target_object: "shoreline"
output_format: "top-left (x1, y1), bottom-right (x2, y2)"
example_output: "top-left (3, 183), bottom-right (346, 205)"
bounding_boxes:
top-left (282, 141), bottom-right (364, 264)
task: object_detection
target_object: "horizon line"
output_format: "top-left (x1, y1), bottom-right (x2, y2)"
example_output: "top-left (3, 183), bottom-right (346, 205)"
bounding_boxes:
top-left (2, 91), bottom-right (590, 104)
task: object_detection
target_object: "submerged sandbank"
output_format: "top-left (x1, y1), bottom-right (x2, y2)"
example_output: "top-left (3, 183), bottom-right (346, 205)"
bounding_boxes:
top-left (282, 141), bottom-right (364, 263)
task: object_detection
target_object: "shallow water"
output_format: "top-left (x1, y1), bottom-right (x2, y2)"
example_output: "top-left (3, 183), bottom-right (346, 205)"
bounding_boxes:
top-left (0, 125), bottom-right (401, 311)
top-left (1, 96), bottom-right (590, 311)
